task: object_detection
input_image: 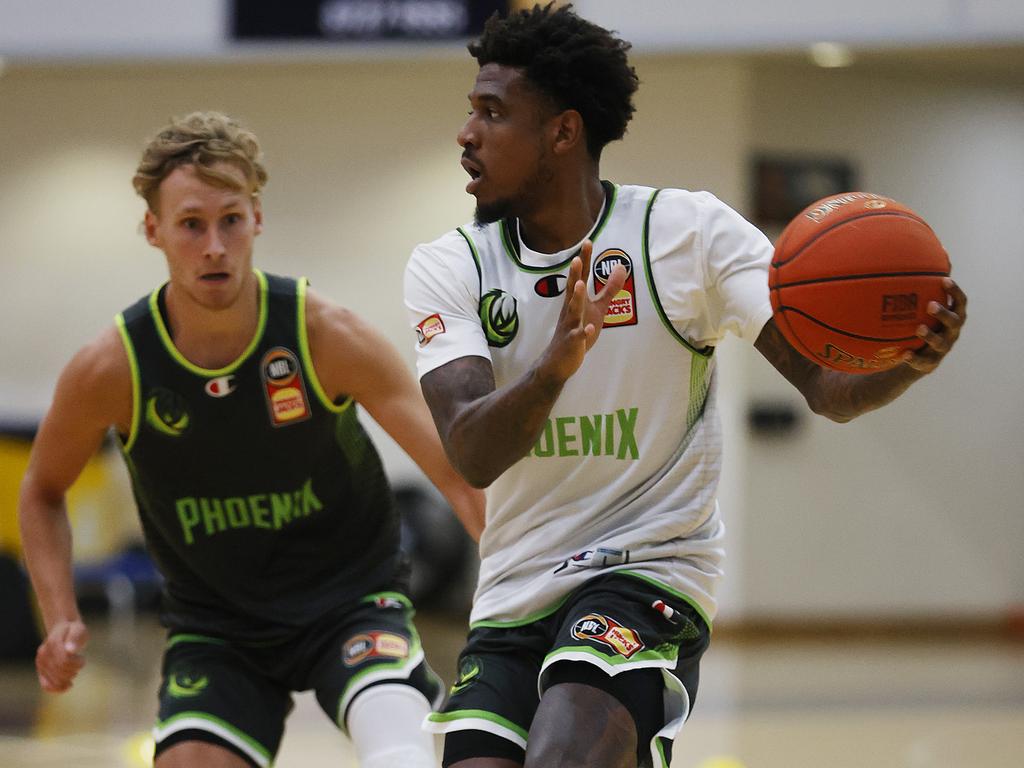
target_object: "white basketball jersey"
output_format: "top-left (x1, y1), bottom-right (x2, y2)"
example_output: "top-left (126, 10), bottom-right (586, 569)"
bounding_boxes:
top-left (405, 183), bottom-right (773, 627)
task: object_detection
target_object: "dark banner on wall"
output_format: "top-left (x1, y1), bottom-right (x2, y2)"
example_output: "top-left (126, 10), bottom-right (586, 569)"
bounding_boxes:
top-left (232, 0), bottom-right (509, 42)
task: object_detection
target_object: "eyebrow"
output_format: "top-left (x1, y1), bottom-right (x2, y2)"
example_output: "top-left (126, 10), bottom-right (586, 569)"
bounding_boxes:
top-left (468, 92), bottom-right (505, 105)
top-left (178, 200), bottom-right (244, 214)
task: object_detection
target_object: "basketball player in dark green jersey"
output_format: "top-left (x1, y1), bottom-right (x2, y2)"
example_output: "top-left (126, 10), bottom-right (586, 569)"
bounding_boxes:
top-left (19, 112), bottom-right (485, 768)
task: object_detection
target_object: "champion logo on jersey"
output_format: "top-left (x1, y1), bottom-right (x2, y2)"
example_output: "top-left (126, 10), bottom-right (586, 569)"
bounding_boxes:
top-left (594, 249), bottom-right (638, 328)
top-left (534, 274), bottom-right (567, 298)
top-left (204, 375), bottom-right (236, 398)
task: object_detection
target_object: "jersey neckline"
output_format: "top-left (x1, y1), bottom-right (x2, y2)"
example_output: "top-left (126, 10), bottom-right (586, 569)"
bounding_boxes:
top-left (498, 180), bottom-right (619, 273)
top-left (148, 269), bottom-right (270, 377)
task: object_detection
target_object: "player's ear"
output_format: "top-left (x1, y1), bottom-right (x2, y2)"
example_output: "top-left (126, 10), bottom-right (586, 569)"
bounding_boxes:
top-left (252, 194), bottom-right (264, 236)
top-left (143, 209), bottom-right (161, 247)
top-left (550, 109), bottom-right (585, 156)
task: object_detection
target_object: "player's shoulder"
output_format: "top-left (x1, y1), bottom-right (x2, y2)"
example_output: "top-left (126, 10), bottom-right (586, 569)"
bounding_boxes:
top-left (643, 186), bottom-right (729, 215)
top-left (414, 225), bottom-right (475, 254)
top-left (57, 324), bottom-right (132, 413)
top-left (407, 225), bottom-right (484, 281)
top-left (303, 286), bottom-right (363, 345)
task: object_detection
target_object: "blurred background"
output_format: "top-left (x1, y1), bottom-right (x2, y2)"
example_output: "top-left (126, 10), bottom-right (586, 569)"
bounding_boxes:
top-left (1, 1), bottom-right (1022, 766)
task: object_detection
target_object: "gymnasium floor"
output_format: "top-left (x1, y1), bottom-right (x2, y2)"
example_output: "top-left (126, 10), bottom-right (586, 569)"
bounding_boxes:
top-left (1, 610), bottom-right (1021, 768)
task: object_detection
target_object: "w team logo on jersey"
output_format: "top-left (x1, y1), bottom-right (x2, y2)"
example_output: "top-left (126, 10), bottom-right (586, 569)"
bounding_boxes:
top-left (144, 387), bottom-right (191, 437)
top-left (479, 288), bottom-right (519, 347)
top-left (571, 613), bottom-right (644, 658)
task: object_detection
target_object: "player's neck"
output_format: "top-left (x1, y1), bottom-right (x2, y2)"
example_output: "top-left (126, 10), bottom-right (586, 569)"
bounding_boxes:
top-left (163, 275), bottom-right (260, 369)
top-left (518, 174), bottom-right (605, 254)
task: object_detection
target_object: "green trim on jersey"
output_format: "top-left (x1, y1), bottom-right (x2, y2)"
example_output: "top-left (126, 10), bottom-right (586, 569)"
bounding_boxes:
top-left (687, 355), bottom-right (712, 432)
top-left (149, 269), bottom-right (270, 377)
top-left (469, 592), bottom-right (573, 630)
top-left (641, 190), bottom-right (714, 359)
top-left (456, 227), bottom-right (483, 299)
top-left (296, 277), bottom-right (353, 414)
top-left (427, 709), bottom-right (530, 743)
top-left (496, 180), bottom-right (619, 273)
top-left (115, 313), bottom-right (142, 453)
top-left (153, 711), bottom-right (272, 766)
top-left (617, 570), bottom-right (712, 631)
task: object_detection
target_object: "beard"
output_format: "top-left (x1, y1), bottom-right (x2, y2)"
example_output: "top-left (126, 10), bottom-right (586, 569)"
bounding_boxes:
top-left (472, 147), bottom-right (555, 228)
top-left (474, 198), bottom-right (514, 226)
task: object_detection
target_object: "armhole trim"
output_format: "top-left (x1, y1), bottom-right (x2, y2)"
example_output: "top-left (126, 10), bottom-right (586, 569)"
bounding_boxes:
top-left (456, 226), bottom-right (483, 303)
top-left (642, 189), bottom-right (714, 359)
top-left (297, 278), bottom-right (353, 414)
top-left (115, 313), bottom-right (141, 453)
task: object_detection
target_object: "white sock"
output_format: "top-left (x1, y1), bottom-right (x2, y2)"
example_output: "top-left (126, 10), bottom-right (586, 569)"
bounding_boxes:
top-left (346, 684), bottom-right (437, 768)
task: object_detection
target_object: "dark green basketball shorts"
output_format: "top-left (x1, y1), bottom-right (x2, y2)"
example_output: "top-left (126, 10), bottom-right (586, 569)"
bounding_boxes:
top-left (152, 591), bottom-right (443, 767)
top-left (427, 572), bottom-right (711, 768)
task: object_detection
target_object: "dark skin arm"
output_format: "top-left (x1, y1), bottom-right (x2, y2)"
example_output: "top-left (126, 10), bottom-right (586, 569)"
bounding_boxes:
top-left (756, 278), bottom-right (967, 422)
top-left (421, 241), bottom-right (625, 488)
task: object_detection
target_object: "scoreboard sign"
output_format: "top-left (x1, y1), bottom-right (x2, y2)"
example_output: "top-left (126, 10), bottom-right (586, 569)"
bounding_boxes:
top-left (233, 0), bottom-right (509, 41)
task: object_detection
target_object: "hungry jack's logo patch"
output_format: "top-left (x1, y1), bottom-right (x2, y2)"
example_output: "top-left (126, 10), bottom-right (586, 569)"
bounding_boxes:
top-left (416, 314), bottom-right (446, 345)
top-left (342, 632), bottom-right (410, 666)
top-left (571, 612), bottom-right (644, 658)
top-left (594, 249), bottom-right (638, 327)
top-left (260, 347), bottom-right (310, 426)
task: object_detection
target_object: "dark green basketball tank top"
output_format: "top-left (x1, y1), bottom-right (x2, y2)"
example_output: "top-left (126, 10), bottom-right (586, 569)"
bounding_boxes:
top-left (116, 271), bottom-right (402, 642)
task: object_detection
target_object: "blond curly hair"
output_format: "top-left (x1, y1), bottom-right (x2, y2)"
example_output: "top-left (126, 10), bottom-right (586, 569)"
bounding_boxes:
top-left (132, 111), bottom-right (269, 212)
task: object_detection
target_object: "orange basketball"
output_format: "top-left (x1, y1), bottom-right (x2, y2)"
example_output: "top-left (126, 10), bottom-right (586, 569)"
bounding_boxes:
top-left (769, 192), bottom-right (950, 374)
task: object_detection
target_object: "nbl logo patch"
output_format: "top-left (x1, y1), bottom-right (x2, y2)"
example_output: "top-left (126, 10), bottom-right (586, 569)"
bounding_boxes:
top-left (342, 632), bottom-right (410, 666)
top-left (260, 347), bottom-right (311, 426)
top-left (594, 249), bottom-right (638, 328)
top-left (571, 612), bottom-right (644, 658)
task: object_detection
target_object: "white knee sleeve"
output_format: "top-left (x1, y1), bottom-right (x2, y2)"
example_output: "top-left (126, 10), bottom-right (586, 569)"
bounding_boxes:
top-left (347, 683), bottom-right (437, 768)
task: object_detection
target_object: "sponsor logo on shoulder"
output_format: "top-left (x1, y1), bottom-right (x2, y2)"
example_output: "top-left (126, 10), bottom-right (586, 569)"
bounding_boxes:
top-left (594, 249), bottom-right (638, 328)
top-left (416, 314), bottom-right (446, 346)
top-left (260, 347), bottom-right (310, 426)
top-left (571, 613), bottom-right (644, 659)
top-left (342, 631), bottom-right (410, 666)
top-left (144, 387), bottom-right (191, 437)
top-left (204, 375), bottom-right (236, 398)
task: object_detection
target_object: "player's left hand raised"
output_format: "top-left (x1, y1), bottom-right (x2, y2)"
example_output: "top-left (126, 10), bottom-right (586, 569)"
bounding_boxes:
top-left (541, 240), bottom-right (626, 383)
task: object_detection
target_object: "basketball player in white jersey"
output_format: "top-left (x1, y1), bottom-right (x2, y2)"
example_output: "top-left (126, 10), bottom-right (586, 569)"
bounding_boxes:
top-left (404, 5), bottom-right (966, 767)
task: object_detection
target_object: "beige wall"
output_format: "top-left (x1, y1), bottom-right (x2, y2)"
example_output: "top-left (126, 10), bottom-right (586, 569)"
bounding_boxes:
top-left (1, 55), bottom-right (1020, 620)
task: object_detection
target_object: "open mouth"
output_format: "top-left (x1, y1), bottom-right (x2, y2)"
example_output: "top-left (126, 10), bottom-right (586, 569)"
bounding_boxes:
top-left (200, 272), bottom-right (230, 282)
top-left (461, 156), bottom-right (483, 193)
